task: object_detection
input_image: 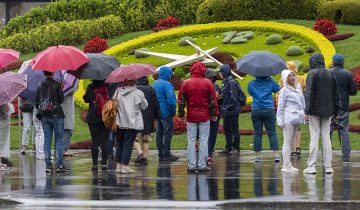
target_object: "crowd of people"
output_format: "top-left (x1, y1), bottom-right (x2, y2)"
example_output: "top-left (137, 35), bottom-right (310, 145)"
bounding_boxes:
top-left (0, 53), bottom-right (357, 175)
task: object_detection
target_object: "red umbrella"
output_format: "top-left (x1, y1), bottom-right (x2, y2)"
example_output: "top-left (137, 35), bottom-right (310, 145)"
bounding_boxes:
top-left (0, 49), bottom-right (20, 68)
top-left (105, 64), bottom-right (156, 83)
top-left (30, 45), bottom-right (89, 72)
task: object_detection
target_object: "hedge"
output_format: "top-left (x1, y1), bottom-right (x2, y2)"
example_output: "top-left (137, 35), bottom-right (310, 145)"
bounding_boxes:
top-left (0, 15), bottom-right (125, 53)
top-left (318, 0), bottom-right (360, 25)
top-left (0, 0), bottom-right (203, 38)
top-left (104, 21), bottom-right (335, 67)
top-left (196, 0), bottom-right (320, 23)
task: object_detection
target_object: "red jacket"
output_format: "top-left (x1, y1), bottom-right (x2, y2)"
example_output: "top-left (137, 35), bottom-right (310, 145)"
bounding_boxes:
top-left (178, 62), bottom-right (219, 123)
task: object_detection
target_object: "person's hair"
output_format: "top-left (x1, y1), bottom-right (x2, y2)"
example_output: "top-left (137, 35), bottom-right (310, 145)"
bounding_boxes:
top-left (286, 61), bottom-right (298, 73)
top-left (43, 71), bottom-right (53, 77)
top-left (124, 80), bottom-right (136, 86)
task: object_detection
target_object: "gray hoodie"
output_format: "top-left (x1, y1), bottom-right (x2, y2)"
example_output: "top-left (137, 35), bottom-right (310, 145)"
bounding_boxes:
top-left (113, 86), bottom-right (148, 130)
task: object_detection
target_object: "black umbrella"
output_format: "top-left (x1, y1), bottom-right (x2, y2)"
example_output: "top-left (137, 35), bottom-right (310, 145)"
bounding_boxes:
top-left (236, 51), bottom-right (286, 77)
top-left (68, 53), bottom-right (120, 80)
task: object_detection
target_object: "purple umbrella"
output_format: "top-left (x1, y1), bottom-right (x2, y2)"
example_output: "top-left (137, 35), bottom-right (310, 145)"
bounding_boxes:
top-left (105, 64), bottom-right (156, 83)
top-left (0, 72), bottom-right (27, 105)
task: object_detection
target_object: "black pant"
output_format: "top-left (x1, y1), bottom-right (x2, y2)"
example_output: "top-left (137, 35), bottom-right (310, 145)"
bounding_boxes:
top-left (208, 118), bottom-right (220, 157)
top-left (88, 123), bottom-right (109, 166)
top-left (116, 128), bottom-right (137, 165)
top-left (223, 114), bottom-right (240, 151)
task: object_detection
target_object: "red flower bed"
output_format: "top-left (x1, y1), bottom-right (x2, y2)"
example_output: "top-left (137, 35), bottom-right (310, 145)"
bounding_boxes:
top-left (80, 111), bottom-right (87, 122)
top-left (326, 33), bottom-right (354, 42)
top-left (84, 37), bottom-right (108, 53)
top-left (173, 117), bottom-right (187, 134)
top-left (354, 74), bottom-right (360, 90)
top-left (313, 19), bottom-right (337, 36)
top-left (155, 16), bottom-right (180, 31)
top-left (349, 125), bottom-right (360, 133)
top-left (241, 105), bottom-right (251, 113)
top-left (69, 140), bottom-right (92, 149)
top-left (349, 103), bottom-right (360, 112)
top-left (0, 60), bottom-right (24, 73)
top-left (10, 97), bottom-right (19, 118)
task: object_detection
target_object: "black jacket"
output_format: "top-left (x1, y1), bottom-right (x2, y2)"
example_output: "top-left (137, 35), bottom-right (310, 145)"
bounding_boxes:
top-left (330, 66), bottom-right (357, 112)
top-left (305, 54), bottom-right (341, 117)
top-left (83, 80), bottom-right (108, 124)
top-left (137, 77), bottom-right (162, 135)
top-left (35, 78), bottom-right (65, 118)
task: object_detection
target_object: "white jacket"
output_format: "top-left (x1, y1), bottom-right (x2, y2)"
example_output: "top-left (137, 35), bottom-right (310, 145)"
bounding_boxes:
top-left (113, 86), bottom-right (148, 130)
top-left (276, 70), bottom-right (305, 126)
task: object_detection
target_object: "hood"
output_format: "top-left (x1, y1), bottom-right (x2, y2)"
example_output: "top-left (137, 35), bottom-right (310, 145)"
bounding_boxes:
top-left (136, 76), bottom-right (149, 85)
top-left (220, 64), bottom-right (232, 77)
top-left (309, 53), bottom-right (325, 69)
top-left (281, 70), bottom-right (300, 91)
top-left (190, 62), bottom-right (206, 78)
top-left (205, 68), bottom-right (216, 79)
top-left (158, 66), bottom-right (173, 81)
top-left (118, 86), bottom-right (137, 95)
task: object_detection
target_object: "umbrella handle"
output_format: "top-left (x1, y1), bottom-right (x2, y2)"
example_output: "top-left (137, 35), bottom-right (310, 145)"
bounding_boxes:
top-left (185, 40), bottom-right (243, 81)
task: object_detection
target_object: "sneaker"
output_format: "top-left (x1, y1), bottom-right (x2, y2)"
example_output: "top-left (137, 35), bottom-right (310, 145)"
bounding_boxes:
top-left (290, 152), bottom-right (298, 159)
top-left (101, 165), bottom-right (108, 171)
top-left (0, 164), bottom-right (9, 171)
top-left (343, 159), bottom-right (350, 163)
top-left (92, 165), bottom-right (98, 171)
top-left (187, 168), bottom-right (197, 173)
top-left (274, 156), bottom-right (281, 163)
top-left (115, 167), bottom-right (122, 173)
top-left (1, 158), bottom-right (13, 167)
top-left (325, 167), bottom-right (334, 174)
top-left (303, 167), bottom-right (317, 174)
top-left (164, 154), bottom-right (179, 162)
top-left (218, 148), bottom-right (231, 155)
top-left (158, 155), bottom-right (165, 162)
top-left (296, 147), bottom-right (301, 156)
top-left (135, 153), bottom-right (145, 164)
top-left (281, 165), bottom-right (299, 172)
top-left (254, 156), bottom-right (261, 163)
top-left (46, 166), bottom-right (54, 173)
top-left (21, 146), bottom-right (26, 155)
top-left (229, 149), bottom-right (240, 155)
top-left (121, 166), bottom-right (135, 174)
top-left (56, 165), bottom-right (66, 173)
top-left (207, 157), bottom-right (215, 165)
top-left (198, 166), bottom-right (212, 172)
top-left (141, 158), bottom-right (148, 165)
top-left (36, 154), bottom-right (45, 160)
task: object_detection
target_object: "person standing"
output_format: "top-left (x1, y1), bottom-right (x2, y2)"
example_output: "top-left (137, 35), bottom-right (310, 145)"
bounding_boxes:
top-left (133, 76), bottom-right (161, 165)
top-left (61, 82), bottom-right (78, 157)
top-left (303, 53), bottom-right (341, 174)
top-left (0, 103), bottom-right (14, 170)
top-left (277, 70), bottom-right (305, 172)
top-left (218, 64), bottom-right (246, 155)
top-left (113, 80), bottom-right (148, 174)
top-left (248, 76), bottom-right (281, 163)
top-left (19, 98), bottom-right (35, 155)
top-left (205, 68), bottom-right (222, 164)
top-left (33, 106), bottom-right (45, 159)
top-left (329, 54), bottom-right (357, 163)
top-left (153, 66), bottom-right (179, 162)
top-left (83, 80), bottom-right (110, 171)
top-left (178, 62), bottom-right (218, 172)
top-left (35, 71), bottom-right (66, 173)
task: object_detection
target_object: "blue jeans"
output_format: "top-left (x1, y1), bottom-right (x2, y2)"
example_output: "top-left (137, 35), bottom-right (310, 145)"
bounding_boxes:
top-left (156, 116), bottom-right (174, 158)
top-left (41, 116), bottom-right (64, 168)
top-left (62, 129), bottom-right (73, 152)
top-left (251, 109), bottom-right (279, 151)
top-left (116, 129), bottom-right (137, 165)
top-left (330, 111), bottom-right (350, 161)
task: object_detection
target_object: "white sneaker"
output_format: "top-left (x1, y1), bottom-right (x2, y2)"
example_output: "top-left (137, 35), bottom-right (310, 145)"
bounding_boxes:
top-left (115, 167), bottom-right (122, 173)
top-left (281, 165), bottom-right (299, 172)
top-left (303, 167), bottom-right (317, 174)
top-left (325, 167), bottom-right (334, 174)
top-left (121, 166), bottom-right (135, 174)
top-left (36, 154), bottom-right (45, 160)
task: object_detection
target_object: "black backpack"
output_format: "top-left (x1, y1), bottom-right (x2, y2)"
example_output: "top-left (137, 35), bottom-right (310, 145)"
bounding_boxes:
top-left (38, 81), bottom-right (58, 116)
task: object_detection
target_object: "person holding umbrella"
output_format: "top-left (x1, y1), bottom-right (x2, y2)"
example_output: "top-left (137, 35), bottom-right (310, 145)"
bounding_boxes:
top-left (237, 51), bottom-right (284, 163)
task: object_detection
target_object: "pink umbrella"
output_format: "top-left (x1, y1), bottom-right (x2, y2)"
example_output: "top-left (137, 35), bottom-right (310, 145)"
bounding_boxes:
top-left (30, 45), bottom-right (89, 72)
top-left (105, 64), bottom-right (156, 83)
top-left (0, 49), bottom-right (20, 68)
top-left (0, 72), bottom-right (27, 105)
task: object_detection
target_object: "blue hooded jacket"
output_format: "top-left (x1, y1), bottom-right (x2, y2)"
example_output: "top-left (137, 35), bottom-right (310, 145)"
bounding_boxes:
top-left (153, 66), bottom-right (177, 119)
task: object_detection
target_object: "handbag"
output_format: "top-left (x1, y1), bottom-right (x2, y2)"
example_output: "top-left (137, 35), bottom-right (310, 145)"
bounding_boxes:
top-left (19, 99), bottom-right (34, 113)
top-left (102, 91), bottom-right (119, 131)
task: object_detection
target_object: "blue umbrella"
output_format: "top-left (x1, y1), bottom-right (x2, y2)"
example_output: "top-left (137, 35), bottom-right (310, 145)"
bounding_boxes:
top-left (236, 51), bottom-right (286, 77)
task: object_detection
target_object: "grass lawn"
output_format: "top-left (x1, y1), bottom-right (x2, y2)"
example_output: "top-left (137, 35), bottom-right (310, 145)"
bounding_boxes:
top-left (10, 19), bottom-right (360, 150)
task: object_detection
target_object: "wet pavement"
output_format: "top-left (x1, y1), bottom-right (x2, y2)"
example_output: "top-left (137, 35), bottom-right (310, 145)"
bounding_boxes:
top-left (0, 150), bottom-right (360, 209)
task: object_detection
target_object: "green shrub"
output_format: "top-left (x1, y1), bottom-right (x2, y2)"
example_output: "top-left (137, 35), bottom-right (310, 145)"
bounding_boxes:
top-left (135, 48), bottom-right (150, 58)
top-left (266, 34), bottom-right (283, 45)
top-left (185, 73), bottom-right (191, 79)
top-left (179, 37), bottom-right (195, 46)
top-left (196, 0), bottom-right (320, 23)
top-left (318, 0), bottom-right (360, 24)
top-left (286, 46), bottom-right (304, 56)
top-left (0, 15), bottom-right (124, 53)
top-left (174, 67), bottom-right (186, 78)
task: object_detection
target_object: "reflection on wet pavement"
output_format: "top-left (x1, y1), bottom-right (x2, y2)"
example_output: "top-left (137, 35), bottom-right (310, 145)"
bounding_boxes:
top-left (0, 150), bottom-right (360, 208)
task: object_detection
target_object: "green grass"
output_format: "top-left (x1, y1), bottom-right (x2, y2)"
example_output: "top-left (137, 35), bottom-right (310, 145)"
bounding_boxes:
top-left (10, 19), bottom-right (360, 150)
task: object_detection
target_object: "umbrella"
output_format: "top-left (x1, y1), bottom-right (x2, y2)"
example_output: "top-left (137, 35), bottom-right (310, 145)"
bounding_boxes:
top-left (0, 49), bottom-right (20, 68)
top-left (68, 53), bottom-right (120, 80)
top-left (236, 51), bottom-right (286, 77)
top-left (30, 45), bottom-right (89, 72)
top-left (0, 71), bottom-right (27, 105)
top-left (105, 64), bottom-right (156, 83)
top-left (19, 67), bottom-right (78, 100)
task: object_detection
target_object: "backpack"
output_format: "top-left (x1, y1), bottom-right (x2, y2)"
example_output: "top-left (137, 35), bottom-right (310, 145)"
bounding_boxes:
top-left (38, 81), bottom-right (58, 116)
top-left (93, 86), bottom-right (109, 116)
top-left (102, 91), bottom-right (119, 131)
